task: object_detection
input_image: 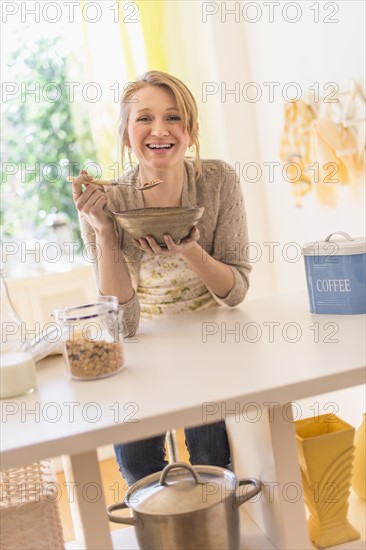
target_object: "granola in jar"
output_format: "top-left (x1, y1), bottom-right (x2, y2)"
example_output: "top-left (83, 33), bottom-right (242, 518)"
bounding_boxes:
top-left (65, 337), bottom-right (124, 379)
top-left (54, 297), bottom-right (124, 380)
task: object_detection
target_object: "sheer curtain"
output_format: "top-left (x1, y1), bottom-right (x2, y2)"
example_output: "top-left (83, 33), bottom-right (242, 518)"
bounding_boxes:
top-left (78, 0), bottom-right (221, 177)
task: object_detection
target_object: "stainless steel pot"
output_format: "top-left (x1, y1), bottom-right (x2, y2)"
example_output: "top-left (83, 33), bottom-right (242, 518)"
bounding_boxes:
top-left (107, 462), bottom-right (261, 549)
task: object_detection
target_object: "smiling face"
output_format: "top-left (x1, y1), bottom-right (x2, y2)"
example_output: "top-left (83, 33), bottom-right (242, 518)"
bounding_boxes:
top-left (124, 85), bottom-right (191, 176)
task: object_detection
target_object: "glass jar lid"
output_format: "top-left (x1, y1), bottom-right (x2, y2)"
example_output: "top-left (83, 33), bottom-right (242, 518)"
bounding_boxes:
top-left (54, 296), bottom-right (119, 322)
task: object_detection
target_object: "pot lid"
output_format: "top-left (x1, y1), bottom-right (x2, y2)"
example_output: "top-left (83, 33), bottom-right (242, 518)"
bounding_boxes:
top-left (125, 462), bottom-right (237, 515)
top-left (302, 232), bottom-right (366, 256)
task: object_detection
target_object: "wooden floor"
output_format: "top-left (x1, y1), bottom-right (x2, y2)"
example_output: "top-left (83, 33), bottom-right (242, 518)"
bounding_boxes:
top-left (56, 429), bottom-right (189, 543)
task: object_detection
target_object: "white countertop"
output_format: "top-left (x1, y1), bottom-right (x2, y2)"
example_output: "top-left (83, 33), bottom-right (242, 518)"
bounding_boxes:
top-left (1, 291), bottom-right (365, 469)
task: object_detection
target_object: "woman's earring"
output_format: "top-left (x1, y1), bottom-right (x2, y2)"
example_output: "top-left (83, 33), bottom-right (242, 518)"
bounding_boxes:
top-left (189, 145), bottom-right (194, 153)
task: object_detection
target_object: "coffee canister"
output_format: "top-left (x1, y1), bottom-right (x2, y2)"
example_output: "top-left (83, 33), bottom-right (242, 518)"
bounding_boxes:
top-left (302, 232), bottom-right (366, 314)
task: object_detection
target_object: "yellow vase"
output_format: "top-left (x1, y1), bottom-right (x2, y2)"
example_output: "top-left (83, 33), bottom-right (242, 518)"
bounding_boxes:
top-left (351, 413), bottom-right (366, 500)
top-left (295, 414), bottom-right (360, 548)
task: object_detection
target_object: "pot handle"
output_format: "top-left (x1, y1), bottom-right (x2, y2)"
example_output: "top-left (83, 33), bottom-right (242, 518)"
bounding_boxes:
top-left (159, 462), bottom-right (204, 486)
top-left (235, 478), bottom-right (262, 508)
top-left (107, 501), bottom-right (137, 525)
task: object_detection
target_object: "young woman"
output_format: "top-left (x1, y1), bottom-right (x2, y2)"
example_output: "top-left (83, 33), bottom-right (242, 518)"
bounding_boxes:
top-left (72, 70), bottom-right (251, 486)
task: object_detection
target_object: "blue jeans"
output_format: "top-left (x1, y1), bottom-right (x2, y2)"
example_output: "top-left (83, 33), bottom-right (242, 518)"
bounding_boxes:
top-left (114, 420), bottom-right (230, 486)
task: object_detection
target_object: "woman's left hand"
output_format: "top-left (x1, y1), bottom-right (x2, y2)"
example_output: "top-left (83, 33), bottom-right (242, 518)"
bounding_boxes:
top-left (134, 226), bottom-right (200, 256)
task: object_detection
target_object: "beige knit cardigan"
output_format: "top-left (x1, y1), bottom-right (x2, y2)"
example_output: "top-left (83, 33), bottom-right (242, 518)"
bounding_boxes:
top-left (79, 158), bottom-right (252, 337)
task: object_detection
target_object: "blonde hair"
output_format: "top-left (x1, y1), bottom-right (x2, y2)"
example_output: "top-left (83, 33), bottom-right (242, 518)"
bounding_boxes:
top-left (119, 70), bottom-right (201, 178)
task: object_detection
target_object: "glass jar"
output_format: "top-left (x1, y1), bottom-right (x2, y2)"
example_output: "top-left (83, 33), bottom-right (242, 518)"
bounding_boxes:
top-left (53, 296), bottom-right (124, 380)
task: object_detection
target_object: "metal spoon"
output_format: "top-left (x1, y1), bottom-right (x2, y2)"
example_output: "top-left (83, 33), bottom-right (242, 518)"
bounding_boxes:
top-left (67, 177), bottom-right (163, 191)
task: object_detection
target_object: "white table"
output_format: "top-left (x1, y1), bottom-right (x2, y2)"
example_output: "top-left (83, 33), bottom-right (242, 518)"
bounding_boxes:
top-left (1, 291), bottom-right (365, 549)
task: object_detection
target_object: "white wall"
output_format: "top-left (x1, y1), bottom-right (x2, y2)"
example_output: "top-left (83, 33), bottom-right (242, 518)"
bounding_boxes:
top-left (184, 1), bottom-right (365, 299)
top-left (246, 1), bottom-right (365, 298)
top-left (242, 0), bottom-right (366, 295)
top-left (175, 1), bottom-right (275, 300)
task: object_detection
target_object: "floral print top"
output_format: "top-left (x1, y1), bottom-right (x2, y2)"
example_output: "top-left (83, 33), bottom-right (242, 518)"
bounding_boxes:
top-left (137, 252), bottom-right (218, 319)
top-left (80, 158), bottom-right (251, 337)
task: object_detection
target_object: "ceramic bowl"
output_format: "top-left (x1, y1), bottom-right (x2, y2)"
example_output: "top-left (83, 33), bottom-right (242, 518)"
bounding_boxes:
top-left (112, 206), bottom-right (204, 246)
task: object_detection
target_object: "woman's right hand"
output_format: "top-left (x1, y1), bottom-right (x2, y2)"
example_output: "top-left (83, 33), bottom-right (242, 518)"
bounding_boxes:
top-left (72, 170), bottom-right (114, 233)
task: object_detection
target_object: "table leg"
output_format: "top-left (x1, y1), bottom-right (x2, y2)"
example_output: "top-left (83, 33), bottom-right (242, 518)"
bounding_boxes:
top-left (226, 402), bottom-right (311, 549)
top-left (62, 451), bottom-right (113, 550)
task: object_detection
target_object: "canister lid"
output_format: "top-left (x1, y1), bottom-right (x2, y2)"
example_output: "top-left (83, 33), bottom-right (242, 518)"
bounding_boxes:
top-left (302, 232), bottom-right (366, 256)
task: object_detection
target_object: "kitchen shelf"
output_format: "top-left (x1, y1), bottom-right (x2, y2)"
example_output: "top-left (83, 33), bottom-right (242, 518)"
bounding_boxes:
top-left (65, 492), bottom-right (365, 550)
top-left (311, 490), bottom-right (365, 550)
top-left (65, 506), bottom-right (277, 550)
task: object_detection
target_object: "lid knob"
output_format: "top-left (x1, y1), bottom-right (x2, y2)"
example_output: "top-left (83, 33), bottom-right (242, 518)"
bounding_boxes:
top-left (159, 462), bottom-right (204, 486)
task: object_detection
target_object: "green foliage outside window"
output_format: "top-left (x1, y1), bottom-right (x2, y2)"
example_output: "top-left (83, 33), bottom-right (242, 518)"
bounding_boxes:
top-left (1, 32), bottom-right (96, 243)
